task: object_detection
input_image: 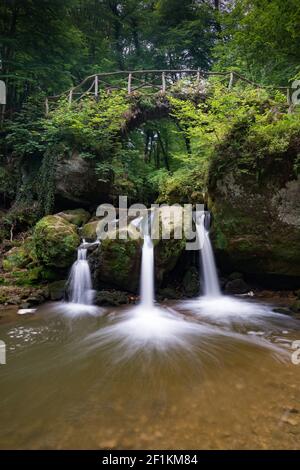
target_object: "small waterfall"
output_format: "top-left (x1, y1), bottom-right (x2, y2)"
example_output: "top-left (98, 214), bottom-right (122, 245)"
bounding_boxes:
top-left (68, 242), bottom-right (93, 305)
top-left (196, 212), bottom-right (221, 298)
top-left (140, 234), bottom-right (155, 307)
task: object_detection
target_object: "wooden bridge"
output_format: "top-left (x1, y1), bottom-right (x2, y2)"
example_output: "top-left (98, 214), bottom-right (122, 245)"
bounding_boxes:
top-left (45, 69), bottom-right (292, 115)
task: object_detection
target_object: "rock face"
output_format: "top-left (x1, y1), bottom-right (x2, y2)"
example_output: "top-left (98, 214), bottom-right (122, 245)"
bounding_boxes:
top-left (209, 169), bottom-right (300, 282)
top-left (54, 151), bottom-right (111, 208)
top-left (33, 215), bottom-right (80, 268)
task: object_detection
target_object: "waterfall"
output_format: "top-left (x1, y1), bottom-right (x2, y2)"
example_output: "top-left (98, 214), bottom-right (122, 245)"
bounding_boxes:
top-left (140, 234), bottom-right (155, 307)
top-left (68, 242), bottom-right (93, 305)
top-left (196, 212), bottom-right (221, 298)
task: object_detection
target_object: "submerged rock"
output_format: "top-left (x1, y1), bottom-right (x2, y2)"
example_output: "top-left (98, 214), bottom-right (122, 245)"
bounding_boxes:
top-left (33, 215), bottom-right (80, 268)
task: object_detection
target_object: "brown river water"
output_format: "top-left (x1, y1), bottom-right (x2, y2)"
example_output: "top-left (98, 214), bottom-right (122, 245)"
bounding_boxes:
top-left (0, 297), bottom-right (300, 450)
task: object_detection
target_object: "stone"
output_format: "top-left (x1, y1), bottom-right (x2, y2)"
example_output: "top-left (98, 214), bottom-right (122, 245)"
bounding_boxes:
top-left (225, 278), bottom-right (250, 295)
top-left (291, 300), bottom-right (300, 313)
top-left (33, 215), bottom-right (80, 268)
top-left (95, 290), bottom-right (129, 306)
top-left (24, 295), bottom-right (44, 307)
top-left (209, 153), bottom-right (300, 281)
top-left (57, 209), bottom-right (90, 227)
top-left (273, 307), bottom-right (292, 315)
top-left (81, 219), bottom-right (100, 242)
top-left (157, 287), bottom-right (181, 299)
top-left (54, 151), bottom-right (112, 207)
top-left (2, 239), bottom-right (35, 272)
top-left (48, 280), bottom-right (66, 301)
top-left (294, 289), bottom-right (300, 299)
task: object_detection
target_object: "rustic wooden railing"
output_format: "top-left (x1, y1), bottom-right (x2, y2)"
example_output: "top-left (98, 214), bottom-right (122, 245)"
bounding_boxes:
top-left (45, 69), bottom-right (292, 115)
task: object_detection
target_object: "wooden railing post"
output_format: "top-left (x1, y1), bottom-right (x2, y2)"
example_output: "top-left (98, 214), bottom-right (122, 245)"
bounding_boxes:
top-left (95, 75), bottom-right (99, 98)
top-left (162, 72), bottom-right (166, 93)
top-left (128, 73), bottom-right (132, 94)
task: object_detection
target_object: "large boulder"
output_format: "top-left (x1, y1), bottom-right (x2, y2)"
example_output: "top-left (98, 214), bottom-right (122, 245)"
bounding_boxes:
top-left (33, 215), bottom-right (80, 268)
top-left (89, 229), bottom-right (142, 292)
top-left (81, 218), bottom-right (101, 241)
top-left (209, 162), bottom-right (300, 282)
top-left (89, 206), bottom-right (188, 293)
top-left (57, 208), bottom-right (90, 227)
top-left (54, 151), bottom-right (112, 207)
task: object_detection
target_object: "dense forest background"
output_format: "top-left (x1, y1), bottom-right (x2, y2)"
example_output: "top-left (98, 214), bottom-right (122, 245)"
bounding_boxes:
top-left (1, 0), bottom-right (300, 114)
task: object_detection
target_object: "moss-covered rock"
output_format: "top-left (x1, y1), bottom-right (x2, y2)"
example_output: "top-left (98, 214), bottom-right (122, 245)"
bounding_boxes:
top-left (208, 140), bottom-right (300, 281)
top-left (2, 243), bottom-right (34, 271)
top-left (89, 206), bottom-right (188, 292)
top-left (81, 218), bottom-right (100, 241)
top-left (57, 208), bottom-right (90, 227)
top-left (90, 232), bottom-right (142, 292)
top-left (33, 215), bottom-right (80, 268)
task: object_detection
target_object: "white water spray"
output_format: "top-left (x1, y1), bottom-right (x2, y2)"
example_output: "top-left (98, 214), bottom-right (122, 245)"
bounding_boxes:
top-left (196, 213), bottom-right (221, 297)
top-left (68, 242), bottom-right (93, 305)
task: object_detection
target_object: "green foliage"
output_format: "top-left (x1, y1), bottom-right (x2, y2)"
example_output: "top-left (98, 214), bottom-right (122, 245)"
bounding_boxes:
top-left (44, 91), bottom-right (128, 158)
top-left (214, 0), bottom-right (300, 85)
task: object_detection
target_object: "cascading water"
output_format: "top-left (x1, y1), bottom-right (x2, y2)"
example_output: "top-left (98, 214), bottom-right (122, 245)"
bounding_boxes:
top-left (196, 212), bottom-right (221, 298)
top-left (68, 242), bottom-right (93, 305)
top-left (140, 234), bottom-right (155, 308)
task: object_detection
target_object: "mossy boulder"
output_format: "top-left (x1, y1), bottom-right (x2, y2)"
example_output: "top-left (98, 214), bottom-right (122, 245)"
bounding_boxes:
top-left (209, 163), bottom-right (300, 281)
top-left (33, 215), bottom-right (80, 268)
top-left (89, 206), bottom-right (188, 292)
top-left (89, 228), bottom-right (142, 292)
top-left (57, 208), bottom-right (90, 227)
top-left (81, 218), bottom-right (100, 241)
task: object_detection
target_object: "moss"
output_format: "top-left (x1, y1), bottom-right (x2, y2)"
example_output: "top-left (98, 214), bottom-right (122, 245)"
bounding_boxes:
top-left (57, 209), bottom-right (90, 227)
top-left (81, 219), bottom-right (99, 241)
top-left (2, 238), bottom-right (36, 271)
top-left (33, 215), bottom-right (80, 268)
top-left (13, 267), bottom-right (44, 286)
